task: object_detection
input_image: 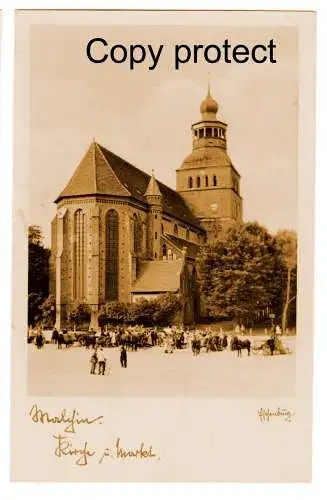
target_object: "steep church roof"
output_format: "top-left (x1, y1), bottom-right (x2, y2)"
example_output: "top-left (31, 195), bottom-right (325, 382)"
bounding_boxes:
top-left (56, 141), bottom-right (204, 231)
top-left (132, 259), bottom-right (184, 293)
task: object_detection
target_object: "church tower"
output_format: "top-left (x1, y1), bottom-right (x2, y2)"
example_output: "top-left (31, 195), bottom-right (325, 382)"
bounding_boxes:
top-left (176, 87), bottom-right (243, 241)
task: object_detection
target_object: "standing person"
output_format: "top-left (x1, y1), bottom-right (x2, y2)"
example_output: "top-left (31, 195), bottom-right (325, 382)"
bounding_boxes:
top-left (120, 345), bottom-right (127, 368)
top-left (90, 349), bottom-right (98, 375)
top-left (52, 328), bottom-right (59, 345)
top-left (97, 348), bottom-right (107, 375)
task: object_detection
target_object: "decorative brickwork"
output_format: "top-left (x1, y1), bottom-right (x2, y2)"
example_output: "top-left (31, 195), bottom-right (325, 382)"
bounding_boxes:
top-left (51, 90), bottom-right (242, 328)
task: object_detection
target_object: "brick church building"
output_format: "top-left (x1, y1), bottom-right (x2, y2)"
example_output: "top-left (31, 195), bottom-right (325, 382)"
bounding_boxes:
top-left (50, 88), bottom-right (243, 329)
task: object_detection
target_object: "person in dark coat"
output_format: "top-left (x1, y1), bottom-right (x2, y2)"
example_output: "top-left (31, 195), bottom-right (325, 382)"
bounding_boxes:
top-left (52, 329), bottom-right (59, 345)
top-left (120, 345), bottom-right (127, 368)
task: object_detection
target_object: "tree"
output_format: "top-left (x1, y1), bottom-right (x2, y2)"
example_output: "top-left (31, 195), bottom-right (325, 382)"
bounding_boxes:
top-left (276, 230), bottom-right (297, 331)
top-left (28, 225), bottom-right (50, 326)
top-left (40, 295), bottom-right (56, 327)
top-left (197, 222), bottom-right (283, 325)
top-left (99, 301), bottom-right (131, 326)
top-left (69, 302), bottom-right (91, 330)
top-left (132, 298), bottom-right (158, 326)
top-left (153, 293), bottom-right (183, 325)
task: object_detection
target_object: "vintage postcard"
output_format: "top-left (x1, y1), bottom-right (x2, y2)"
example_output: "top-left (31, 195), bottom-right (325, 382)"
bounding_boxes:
top-left (11, 10), bottom-right (315, 482)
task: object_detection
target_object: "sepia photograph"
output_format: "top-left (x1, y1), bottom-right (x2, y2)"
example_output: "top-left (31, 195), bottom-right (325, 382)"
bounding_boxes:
top-left (24, 22), bottom-right (300, 398)
top-left (11, 9), bottom-right (315, 483)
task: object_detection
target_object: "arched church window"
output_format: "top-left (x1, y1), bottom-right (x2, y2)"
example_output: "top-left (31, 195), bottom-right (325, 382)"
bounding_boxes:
top-left (205, 175), bottom-right (209, 187)
top-left (213, 175), bottom-right (217, 187)
top-left (73, 209), bottom-right (86, 300)
top-left (174, 224), bottom-right (178, 236)
top-left (188, 176), bottom-right (193, 189)
top-left (196, 176), bottom-right (201, 188)
top-left (105, 209), bottom-right (119, 301)
top-left (162, 244), bottom-right (167, 258)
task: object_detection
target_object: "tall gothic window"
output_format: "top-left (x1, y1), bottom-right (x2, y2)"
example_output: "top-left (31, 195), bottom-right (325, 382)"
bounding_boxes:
top-left (188, 176), bottom-right (193, 188)
top-left (196, 176), bottom-right (201, 188)
top-left (73, 209), bottom-right (86, 300)
top-left (105, 210), bottom-right (119, 301)
top-left (213, 175), bottom-right (217, 187)
top-left (205, 175), bottom-right (209, 187)
top-left (133, 213), bottom-right (138, 253)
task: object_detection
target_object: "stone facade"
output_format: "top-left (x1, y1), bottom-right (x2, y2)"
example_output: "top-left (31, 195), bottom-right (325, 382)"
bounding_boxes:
top-left (50, 89), bottom-right (242, 328)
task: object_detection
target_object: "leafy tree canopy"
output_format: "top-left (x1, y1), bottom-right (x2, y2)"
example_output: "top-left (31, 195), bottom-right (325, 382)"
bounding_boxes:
top-left (197, 222), bottom-right (292, 325)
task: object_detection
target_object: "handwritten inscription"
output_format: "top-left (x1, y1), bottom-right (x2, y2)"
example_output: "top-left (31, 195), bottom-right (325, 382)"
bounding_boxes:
top-left (257, 407), bottom-right (295, 423)
top-left (29, 403), bottom-right (159, 466)
top-left (29, 404), bottom-right (103, 434)
top-left (53, 433), bottom-right (96, 466)
top-left (52, 435), bottom-right (157, 466)
top-left (99, 438), bottom-right (157, 464)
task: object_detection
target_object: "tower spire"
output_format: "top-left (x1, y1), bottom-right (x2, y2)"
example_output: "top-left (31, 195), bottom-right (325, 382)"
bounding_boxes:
top-left (207, 72), bottom-right (211, 97)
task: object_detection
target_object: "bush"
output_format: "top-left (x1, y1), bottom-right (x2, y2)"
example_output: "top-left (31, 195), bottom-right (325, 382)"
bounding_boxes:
top-left (100, 293), bottom-right (183, 327)
top-left (69, 302), bottom-right (91, 329)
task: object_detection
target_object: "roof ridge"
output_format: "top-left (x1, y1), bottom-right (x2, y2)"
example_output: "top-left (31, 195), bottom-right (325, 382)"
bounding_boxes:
top-left (95, 142), bottom-right (132, 197)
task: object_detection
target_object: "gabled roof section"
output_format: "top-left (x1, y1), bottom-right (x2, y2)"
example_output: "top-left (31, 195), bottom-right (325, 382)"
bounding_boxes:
top-left (132, 259), bottom-right (184, 293)
top-left (164, 234), bottom-right (200, 260)
top-left (56, 141), bottom-right (205, 232)
top-left (98, 145), bottom-right (204, 231)
top-left (55, 142), bottom-right (131, 202)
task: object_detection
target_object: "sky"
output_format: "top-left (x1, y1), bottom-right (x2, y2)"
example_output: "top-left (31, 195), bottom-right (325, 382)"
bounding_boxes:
top-left (28, 23), bottom-right (298, 246)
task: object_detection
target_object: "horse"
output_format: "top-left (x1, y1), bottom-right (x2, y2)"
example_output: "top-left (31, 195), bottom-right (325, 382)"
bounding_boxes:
top-left (231, 336), bottom-right (251, 357)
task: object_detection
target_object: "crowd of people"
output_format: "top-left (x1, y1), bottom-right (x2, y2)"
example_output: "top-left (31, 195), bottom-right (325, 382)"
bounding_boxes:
top-left (29, 322), bottom-right (286, 358)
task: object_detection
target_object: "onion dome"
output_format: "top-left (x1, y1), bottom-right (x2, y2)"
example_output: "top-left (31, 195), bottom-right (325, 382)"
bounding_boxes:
top-left (200, 86), bottom-right (218, 119)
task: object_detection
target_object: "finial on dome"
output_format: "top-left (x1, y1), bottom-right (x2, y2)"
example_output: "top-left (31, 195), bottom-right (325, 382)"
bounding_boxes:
top-left (207, 72), bottom-right (211, 97)
top-left (200, 83), bottom-right (218, 119)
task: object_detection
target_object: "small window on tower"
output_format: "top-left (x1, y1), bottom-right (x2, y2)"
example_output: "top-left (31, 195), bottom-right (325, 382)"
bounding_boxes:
top-left (205, 175), bottom-right (209, 187)
top-left (188, 176), bottom-right (193, 189)
top-left (161, 223), bottom-right (164, 234)
top-left (196, 176), bottom-right (201, 188)
top-left (213, 175), bottom-right (217, 187)
top-left (194, 130), bottom-right (198, 137)
top-left (155, 214), bottom-right (158, 219)
top-left (162, 244), bottom-right (167, 257)
top-left (214, 128), bottom-right (218, 138)
top-left (206, 128), bottom-right (212, 138)
top-left (155, 232), bottom-right (158, 240)
top-left (199, 129), bottom-right (204, 138)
